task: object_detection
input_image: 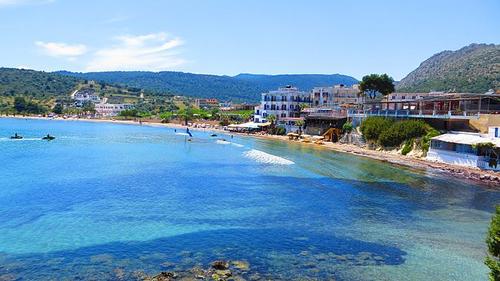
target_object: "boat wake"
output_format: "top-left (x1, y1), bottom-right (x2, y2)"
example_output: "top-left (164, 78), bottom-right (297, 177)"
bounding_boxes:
top-left (216, 139), bottom-right (231, 145)
top-left (231, 142), bottom-right (244, 148)
top-left (243, 149), bottom-right (294, 165)
top-left (0, 137), bottom-right (41, 142)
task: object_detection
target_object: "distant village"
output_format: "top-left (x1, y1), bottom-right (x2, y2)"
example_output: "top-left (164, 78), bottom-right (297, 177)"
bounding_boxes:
top-left (64, 81), bottom-right (500, 173)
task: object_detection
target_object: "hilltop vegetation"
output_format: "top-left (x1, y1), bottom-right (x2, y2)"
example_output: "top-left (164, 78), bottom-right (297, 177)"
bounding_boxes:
top-left (0, 68), bottom-right (80, 98)
top-left (234, 73), bottom-right (359, 93)
top-left (57, 71), bottom-right (359, 101)
top-left (397, 43), bottom-right (500, 93)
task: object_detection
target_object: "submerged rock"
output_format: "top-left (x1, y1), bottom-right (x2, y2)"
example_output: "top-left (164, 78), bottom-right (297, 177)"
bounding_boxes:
top-left (211, 260), bottom-right (229, 270)
top-left (146, 271), bottom-right (178, 281)
top-left (231, 260), bottom-right (250, 271)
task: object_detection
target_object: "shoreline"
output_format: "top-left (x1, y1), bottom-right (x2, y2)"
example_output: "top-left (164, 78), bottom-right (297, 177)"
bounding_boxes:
top-left (2, 115), bottom-right (499, 188)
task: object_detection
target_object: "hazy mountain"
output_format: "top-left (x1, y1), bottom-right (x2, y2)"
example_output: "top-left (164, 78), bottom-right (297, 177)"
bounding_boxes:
top-left (397, 43), bottom-right (500, 93)
top-left (56, 71), bottom-right (359, 101)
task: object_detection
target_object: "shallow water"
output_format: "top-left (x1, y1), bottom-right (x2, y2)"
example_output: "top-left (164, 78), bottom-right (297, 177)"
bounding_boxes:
top-left (0, 118), bottom-right (498, 280)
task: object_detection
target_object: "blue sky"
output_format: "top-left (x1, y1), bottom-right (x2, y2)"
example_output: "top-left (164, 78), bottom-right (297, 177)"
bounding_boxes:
top-left (0, 0), bottom-right (498, 80)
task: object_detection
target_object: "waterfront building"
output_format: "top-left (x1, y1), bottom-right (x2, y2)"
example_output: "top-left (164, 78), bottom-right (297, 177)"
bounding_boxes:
top-left (253, 86), bottom-right (311, 132)
top-left (311, 84), bottom-right (361, 108)
top-left (348, 92), bottom-right (500, 132)
top-left (303, 85), bottom-right (359, 136)
top-left (95, 103), bottom-right (134, 117)
top-left (427, 130), bottom-right (500, 171)
top-left (72, 89), bottom-right (101, 107)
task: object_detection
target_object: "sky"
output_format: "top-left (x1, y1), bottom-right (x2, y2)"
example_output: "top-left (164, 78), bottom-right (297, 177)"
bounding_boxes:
top-left (0, 0), bottom-right (498, 80)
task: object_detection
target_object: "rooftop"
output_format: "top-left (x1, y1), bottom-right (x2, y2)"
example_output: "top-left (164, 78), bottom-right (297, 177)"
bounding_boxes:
top-left (432, 131), bottom-right (500, 147)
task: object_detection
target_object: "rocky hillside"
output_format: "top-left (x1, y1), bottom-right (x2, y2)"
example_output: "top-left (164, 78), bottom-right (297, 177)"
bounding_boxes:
top-left (397, 43), bottom-right (499, 93)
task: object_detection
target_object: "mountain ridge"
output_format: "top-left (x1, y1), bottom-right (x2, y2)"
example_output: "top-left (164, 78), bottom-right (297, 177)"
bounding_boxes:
top-left (56, 71), bottom-right (359, 101)
top-left (396, 43), bottom-right (500, 93)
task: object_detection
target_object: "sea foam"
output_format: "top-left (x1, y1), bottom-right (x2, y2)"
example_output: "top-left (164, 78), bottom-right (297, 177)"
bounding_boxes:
top-left (243, 149), bottom-right (294, 165)
top-left (216, 139), bottom-right (231, 145)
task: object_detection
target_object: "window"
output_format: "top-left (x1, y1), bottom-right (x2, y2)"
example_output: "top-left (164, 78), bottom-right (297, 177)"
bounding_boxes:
top-left (281, 104), bottom-right (286, 110)
top-left (496, 127), bottom-right (499, 138)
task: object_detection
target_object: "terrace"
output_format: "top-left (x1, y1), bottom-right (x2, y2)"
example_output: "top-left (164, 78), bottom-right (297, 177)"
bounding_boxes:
top-left (348, 93), bottom-right (500, 120)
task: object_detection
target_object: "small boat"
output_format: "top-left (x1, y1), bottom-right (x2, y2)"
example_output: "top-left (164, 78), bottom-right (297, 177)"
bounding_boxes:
top-left (42, 134), bottom-right (55, 141)
top-left (10, 133), bottom-right (23, 139)
top-left (210, 134), bottom-right (218, 137)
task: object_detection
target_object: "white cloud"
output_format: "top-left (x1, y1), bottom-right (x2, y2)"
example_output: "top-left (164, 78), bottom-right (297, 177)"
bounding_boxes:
top-left (35, 41), bottom-right (88, 59)
top-left (85, 32), bottom-right (185, 71)
top-left (0, 0), bottom-right (54, 7)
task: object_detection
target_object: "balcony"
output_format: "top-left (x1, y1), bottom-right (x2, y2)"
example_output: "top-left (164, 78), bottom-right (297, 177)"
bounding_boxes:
top-left (347, 109), bottom-right (481, 120)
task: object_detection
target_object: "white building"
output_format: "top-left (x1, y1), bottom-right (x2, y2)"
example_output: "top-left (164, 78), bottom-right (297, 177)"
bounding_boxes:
top-left (311, 84), bottom-right (360, 108)
top-left (72, 89), bottom-right (101, 107)
top-left (253, 86), bottom-right (311, 131)
top-left (95, 103), bottom-right (134, 117)
top-left (426, 128), bottom-right (500, 171)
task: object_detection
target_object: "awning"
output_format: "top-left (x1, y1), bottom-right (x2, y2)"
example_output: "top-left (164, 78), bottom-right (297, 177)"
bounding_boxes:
top-left (432, 133), bottom-right (500, 147)
top-left (228, 122), bottom-right (260, 129)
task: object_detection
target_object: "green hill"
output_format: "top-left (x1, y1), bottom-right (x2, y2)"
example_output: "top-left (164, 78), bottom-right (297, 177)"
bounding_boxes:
top-left (56, 71), bottom-right (359, 101)
top-left (0, 68), bottom-right (80, 98)
top-left (397, 43), bottom-right (500, 93)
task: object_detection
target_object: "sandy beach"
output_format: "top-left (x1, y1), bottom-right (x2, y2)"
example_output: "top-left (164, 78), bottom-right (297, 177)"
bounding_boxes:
top-left (2, 115), bottom-right (499, 187)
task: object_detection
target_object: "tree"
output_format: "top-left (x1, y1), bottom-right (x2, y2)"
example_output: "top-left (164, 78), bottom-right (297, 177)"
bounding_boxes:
top-left (210, 108), bottom-right (220, 120)
top-left (359, 74), bottom-right (395, 99)
top-left (486, 205), bottom-right (500, 281)
top-left (14, 97), bottom-right (27, 113)
top-left (267, 114), bottom-right (276, 125)
top-left (342, 121), bottom-right (353, 133)
top-left (82, 101), bottom-right (96, 115)
top-left (178, 107), bottom-right (194, 125)
top-left (53, 103), bottom-right (64, 114)
top-left (159, 111), bottom-right (173, 122)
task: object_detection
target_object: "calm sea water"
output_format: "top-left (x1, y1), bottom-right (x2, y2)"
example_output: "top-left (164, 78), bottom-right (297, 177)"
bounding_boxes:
top-left (0, 118), bottom-right (498, 281)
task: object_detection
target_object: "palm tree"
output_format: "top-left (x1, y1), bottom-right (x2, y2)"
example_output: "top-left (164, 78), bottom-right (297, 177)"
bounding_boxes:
top-left (267, 114), bottom-right (276, 125)
top-left (295, 119), bottom-right (305, 134)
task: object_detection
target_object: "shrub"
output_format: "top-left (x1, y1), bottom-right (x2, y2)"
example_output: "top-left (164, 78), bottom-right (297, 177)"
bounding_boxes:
top-left (119, 109), bottom-right (139, 117)
top-left (360, 117), bottom-right (394, 141)
top-left (378, 120), bottom-right (427, 147)
top-left (342, 122), bottom-right (353, 133)
top-left (401, 139), bottom-right (414, 155)
top-left (274, 127), bottom-right (286, 135)
top-left (420, 127), bottom-right (441, 154)
top-left (485, 206), bottom-right (500, 281)
top-left (159, 111), bottom-right (173, 121)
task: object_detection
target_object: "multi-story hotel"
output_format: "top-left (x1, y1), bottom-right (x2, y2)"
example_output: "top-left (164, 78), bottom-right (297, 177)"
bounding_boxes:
top-left (253, 86), bottom-right (311, 123)
top-left (311, 84), bottom-right (361, 108)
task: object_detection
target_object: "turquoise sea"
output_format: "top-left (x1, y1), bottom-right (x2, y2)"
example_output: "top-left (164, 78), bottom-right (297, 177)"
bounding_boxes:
top-left (0, 118), bottom-right (498, 280)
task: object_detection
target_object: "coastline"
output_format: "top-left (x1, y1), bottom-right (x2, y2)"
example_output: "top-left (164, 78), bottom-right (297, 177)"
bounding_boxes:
top-left (2, 115), bottom-right (499, 187)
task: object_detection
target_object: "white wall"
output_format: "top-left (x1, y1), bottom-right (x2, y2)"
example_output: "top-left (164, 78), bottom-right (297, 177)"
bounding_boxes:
top-left (426, 149), bottom-right (479, 168)
top-left (488, 126), bottom-right (500, 138)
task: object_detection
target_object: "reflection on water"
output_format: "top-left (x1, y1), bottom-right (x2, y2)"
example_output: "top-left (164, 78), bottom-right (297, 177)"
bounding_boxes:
top-left (0, 118), bottom-right (498, 281)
